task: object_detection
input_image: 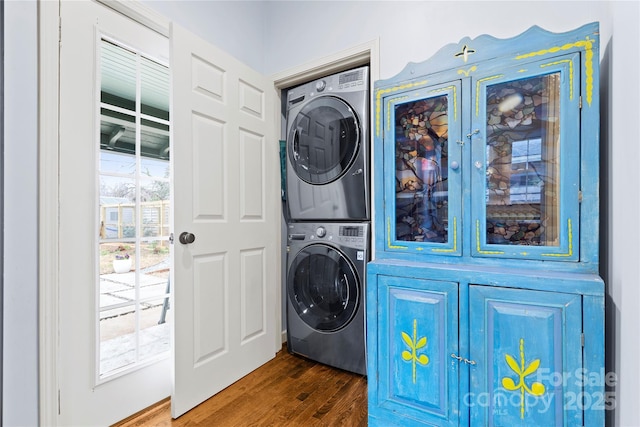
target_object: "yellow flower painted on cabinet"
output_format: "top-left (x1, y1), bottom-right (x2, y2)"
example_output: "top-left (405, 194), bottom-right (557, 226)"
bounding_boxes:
top-left (401, 319), bottom-right (429, 384)
top-left (501, 338), bottom-right (546, 419)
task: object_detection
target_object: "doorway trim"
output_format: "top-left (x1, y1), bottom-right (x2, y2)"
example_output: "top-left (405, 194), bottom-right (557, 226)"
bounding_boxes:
top-left (38, 1), bottom-right (170, 424)
top-left (39, 2), bottom-right (60, 424)
top-left (271, 39), bottom-right (380, 91)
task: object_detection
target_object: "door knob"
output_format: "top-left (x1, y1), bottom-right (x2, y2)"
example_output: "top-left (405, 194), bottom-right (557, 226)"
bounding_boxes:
top-left (179, 232), bottom-right (196, 244)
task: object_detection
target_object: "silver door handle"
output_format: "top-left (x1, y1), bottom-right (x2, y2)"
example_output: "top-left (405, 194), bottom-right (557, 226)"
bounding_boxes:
top-left (179, 232), bottom-right (196, 244)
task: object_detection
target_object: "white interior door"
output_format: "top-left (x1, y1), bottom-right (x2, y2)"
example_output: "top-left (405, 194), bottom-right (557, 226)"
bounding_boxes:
top-left (171, 23), bottom-right (281, 418)
top-left (58, 2), bottom-right (171, 425)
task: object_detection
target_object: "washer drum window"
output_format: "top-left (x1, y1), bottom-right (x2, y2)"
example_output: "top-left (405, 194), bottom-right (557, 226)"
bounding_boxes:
top-left (287, 244), bottom-right (359, 332)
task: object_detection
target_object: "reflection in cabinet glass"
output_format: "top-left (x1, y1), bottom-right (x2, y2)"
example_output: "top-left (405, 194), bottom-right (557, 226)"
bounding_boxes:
top-left (395, 95), bottom-right (450, 244)
top-left (484, 74), bottom-right (561, 247)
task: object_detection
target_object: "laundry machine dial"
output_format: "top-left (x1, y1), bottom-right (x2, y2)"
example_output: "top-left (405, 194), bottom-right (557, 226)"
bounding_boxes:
top-left (315, 80), bottom-right (326, 92)
top-left (316, 226), bottom-right (326, 238)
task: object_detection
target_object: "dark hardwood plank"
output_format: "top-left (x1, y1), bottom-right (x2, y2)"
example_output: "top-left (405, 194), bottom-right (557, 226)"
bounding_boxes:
top-left (112, 345), bottom-right (368, 426)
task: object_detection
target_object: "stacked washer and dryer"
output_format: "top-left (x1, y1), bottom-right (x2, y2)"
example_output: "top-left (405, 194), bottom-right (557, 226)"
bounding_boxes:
top-left (285, 66), bottom-right (370, 375)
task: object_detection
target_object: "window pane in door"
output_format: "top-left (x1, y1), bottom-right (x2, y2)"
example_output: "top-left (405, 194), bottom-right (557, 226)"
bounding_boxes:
top-left (100, 176), bottom-right (136, 239)
top-left (100, 304), bottom-right (136, 374)
top-left (138, 252), bottom-right (170, 300)
top-left (100, 114), bottom-right (136, 158)
top-left (100, 150), bottom-right (136, 176)
top-left (140, 198), bottom-right (169, 238)
top-left (101, 40), bottom-right (136, 111)
top-left (485, 73), bottom-right (560, 246)
top-left (139, 297), bottom-right (171, 361)
top-left (141, 153), bottom-right (170, 179)
top-left (141, 56), bottom-right (170, 121)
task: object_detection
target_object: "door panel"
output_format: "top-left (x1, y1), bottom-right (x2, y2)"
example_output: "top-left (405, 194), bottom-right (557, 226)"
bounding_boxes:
top-left (192, 115), bottom-right (225, 218)
top-left (240, 130), bottom-right (266, 218)
top-left (469, 285), bottom-right (583, 426)
top-left (171, 22), bottom-right (280, 418)
top-left (240, 249), bottom-right (266, 341)
top-left (193, 254), bottom-right (226, 363)
top-left (374, 275), bottom-right (459, 426)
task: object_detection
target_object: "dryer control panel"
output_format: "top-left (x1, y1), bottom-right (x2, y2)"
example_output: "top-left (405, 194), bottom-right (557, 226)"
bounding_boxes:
top-left (287, 222), bottom-right (369, 251)
top-left (287, 66), bottom-right (369, 107)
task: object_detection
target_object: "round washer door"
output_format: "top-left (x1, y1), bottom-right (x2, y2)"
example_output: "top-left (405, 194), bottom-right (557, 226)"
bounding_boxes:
top-left (287, 243), bottom-right (359, 332)
top-left (288, 96), bottom-right (360, 185)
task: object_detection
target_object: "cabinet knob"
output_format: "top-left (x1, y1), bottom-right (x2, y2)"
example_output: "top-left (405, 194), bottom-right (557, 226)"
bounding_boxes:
top-left (450, 161), bottom-right (459, 170)
top-left (474, 161), bottom-right (483, 169)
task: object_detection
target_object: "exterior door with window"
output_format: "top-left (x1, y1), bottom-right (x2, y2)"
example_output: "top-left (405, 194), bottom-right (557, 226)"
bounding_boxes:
top-left (59, 2), bottom-right (172, 425)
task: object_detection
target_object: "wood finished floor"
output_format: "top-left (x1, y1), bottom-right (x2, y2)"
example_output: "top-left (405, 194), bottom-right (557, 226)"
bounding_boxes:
top-left (112, 345), bottom-right (368, 426)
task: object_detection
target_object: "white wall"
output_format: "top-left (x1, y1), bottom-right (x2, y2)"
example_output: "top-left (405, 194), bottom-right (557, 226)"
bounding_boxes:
top-left (2, 1), bottom-right (39, 426)
top-left (143, 0), bottom-right (268, 73)
top-left (264, 1), bottom-right (613, 78)
top-left (602, 2), bottom-right (640, 426)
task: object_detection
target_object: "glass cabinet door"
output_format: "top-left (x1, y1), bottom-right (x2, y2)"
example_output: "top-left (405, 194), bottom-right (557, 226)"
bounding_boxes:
top-left (383, 82), bottom-right (462, 256)
top-left (471, 53), bottom-right (580, 260)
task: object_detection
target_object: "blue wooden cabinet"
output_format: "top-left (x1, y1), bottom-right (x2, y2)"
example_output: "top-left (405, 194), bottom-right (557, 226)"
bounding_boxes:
top-left (368, 23), bottom-right (605, 426)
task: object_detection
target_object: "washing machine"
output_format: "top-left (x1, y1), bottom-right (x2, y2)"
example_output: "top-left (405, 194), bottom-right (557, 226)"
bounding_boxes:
top-left (286, 66), bottom-right (370, 221)
top-left (286, 221), bottom-right (369, 375)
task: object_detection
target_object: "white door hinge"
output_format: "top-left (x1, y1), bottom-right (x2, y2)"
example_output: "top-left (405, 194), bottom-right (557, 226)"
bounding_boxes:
top-left (579, 95), bottom-right (583, 109)
top-left (581, 333), bottom-right (585, 347)
top-left (578, 190), bottom-right (583, 203)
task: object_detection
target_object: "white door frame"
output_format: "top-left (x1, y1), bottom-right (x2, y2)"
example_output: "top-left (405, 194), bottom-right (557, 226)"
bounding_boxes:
top-left (38, 2), bottom-right (61, 424)
top-left (39, 0), bottom-right (379, 423)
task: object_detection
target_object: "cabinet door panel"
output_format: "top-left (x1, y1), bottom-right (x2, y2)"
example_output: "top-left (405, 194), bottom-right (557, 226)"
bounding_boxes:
top-left (469, 285), bottom-right (582, 426)
top-left (380, 81), bottom-right (463, 257)
top-left (471, 53), bottom-right (581, 261)
top-left (375, 275), bottom-right (459, 426)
